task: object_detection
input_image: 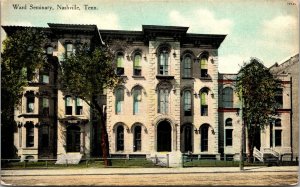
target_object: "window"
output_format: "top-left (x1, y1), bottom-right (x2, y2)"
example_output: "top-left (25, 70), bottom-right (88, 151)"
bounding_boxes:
top-left (46, 46), bottom-right (53, 55)
top-left (26, 123), bottom-right (34, 147)
top-left (200, 90), bottom-right (208, 116)
top-left (159, 48), bottom-right (169, 75)
top-left (41, 125), bottom-right (49, 147)
top-left (134, 125), bottom-right (142, 152)
top-left (225, 129), bottom-right (233, 146)
top-left (116, 125), bottom-right (124, 151)
top-left (133, 89), bottom-right (142, 115)
top-left (222, 87), bottom-right (233, 108)
top-left (26, 92), bottom-right (35, 113)
top-left (42, 98), bottom-right (49, 116)
top-left (116, 53), bottom-right (124, 75)
top-left (65, 96), bottom-right (72, 115)
top-left (200, 56), bottom-right (208, 78)
top-left (184, 90), bottom-right (192, 116)
top-left (183, 56), bottom-right (192, 77)
top-left (158, 88), bottom-right (169, 114)
top-left (275, 89), bottom-right (283, 108)
top-left (115, 88), bottom-right (124, 114)
top-left (75, 97), bottom-right (83, 115)
top-left (41, 74), bottom-right (49, 84)
top-left (133, 53), bottom-right (142, 76)
top-left (65, 43), bottom-right (74, 57)
top-left (275, 130), bottom-right (282, 146)
top-left (275, 119), bottom-right (281, 127)
top-left (225, 118), bottom-right (232, 126)
top-left (201, 124), bottom-right (209, 152)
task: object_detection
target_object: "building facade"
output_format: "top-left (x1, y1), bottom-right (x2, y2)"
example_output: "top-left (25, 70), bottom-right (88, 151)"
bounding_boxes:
top-left (3, 24), bottom-right (298, 165)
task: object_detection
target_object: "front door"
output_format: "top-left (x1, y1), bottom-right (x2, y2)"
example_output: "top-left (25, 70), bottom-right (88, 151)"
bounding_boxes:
top-left (66, 125), bottom-right (81, 152)
top-left (157, 121), bottom-right (171, 152)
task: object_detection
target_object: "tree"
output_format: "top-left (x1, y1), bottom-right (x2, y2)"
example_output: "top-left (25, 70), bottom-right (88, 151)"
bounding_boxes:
top-left (236, 58), bottom-right (281, 165)
top-left (59, 43), bottom-right (121, 166)
top-left (1, 28), bottom-right (47, 158)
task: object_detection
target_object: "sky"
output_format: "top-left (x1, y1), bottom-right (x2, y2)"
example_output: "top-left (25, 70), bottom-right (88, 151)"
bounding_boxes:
top-left (1, 0), bottom-right (299, 73)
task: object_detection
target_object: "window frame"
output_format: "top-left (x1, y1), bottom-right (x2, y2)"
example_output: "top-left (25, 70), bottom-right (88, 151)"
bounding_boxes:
top-left (133, 53), bottom-right (142, 76)
top-left (200, 124), bottom-right (209, 152)
top-left (158, 48), bottom-right (169, 76)
top-left (133, 125), bottom-right (142, 152)
top-left (133, 88), bottom-right (142, 115)
top-left (200, 90), bottom-right (208, 116)
top-left (116, 52), bottom-right (125, 76)
top-left (116, 125), bottom-right (124, 151)
top-left (65, 96), bottom-right (72, 115)
top-left (115, 88), bottom-right (125, 115)
top-left (75, 97), bottom-right (83, 115)
top-left (200, 56), bottom-right (208, 78)
top-left (183, 55), bottom-right (192, 78)
top-left (26, 123), bottom-right (34, 147)
top-left (222, 87), bottom-right (234, 108)
top-left (183, 90), bottom-right (192, 116)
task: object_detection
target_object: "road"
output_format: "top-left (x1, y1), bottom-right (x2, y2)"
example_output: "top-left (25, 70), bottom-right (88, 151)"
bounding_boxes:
top-left (1, 167), bottom-right (298, 186)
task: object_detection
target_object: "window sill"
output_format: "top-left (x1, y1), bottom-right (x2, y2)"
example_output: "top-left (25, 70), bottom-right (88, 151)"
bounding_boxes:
top-left (199, 76), bottom-right (212, 81)
top-left (117, 75), bottom-right (127, 78)
top-left (132, 75), bottom-right (145, 79)
top-left (156, 75), bottom-right (174, 80)
top-left (182, 77), bottom-right (194, 79)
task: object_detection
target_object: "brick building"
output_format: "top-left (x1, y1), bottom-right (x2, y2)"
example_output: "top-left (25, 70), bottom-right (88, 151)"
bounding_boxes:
top-left (2, 24), bottom-right (297, 166)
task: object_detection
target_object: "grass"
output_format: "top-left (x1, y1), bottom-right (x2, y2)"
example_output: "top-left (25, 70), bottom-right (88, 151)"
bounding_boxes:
top-left (183, 159), bottom-right (268, 167)
top-left (2, 159), bottom-right (160, 169)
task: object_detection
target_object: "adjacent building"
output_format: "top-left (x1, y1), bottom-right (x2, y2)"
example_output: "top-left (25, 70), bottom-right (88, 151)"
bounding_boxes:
top-left (2, 24), bottom-right (298, 166)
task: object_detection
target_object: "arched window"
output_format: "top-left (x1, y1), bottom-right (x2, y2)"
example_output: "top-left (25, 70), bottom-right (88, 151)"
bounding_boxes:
top-left (200, 56), bottom-right (208, 78)
top-left (26, 122), bottom-right (34, 147)
top-left (158, 88), bottom-right (169, 114)
top-left (184, 90), bottom-right (192, 116)
top-left (225, 118), bottom-right (233, 146)
top-left (200, 89), bottom-right (209, 116)
top-left (116, 52), bottom-right (124, 75)
top-left (275, 119), bottom-right (281, 127)
top-left (133, 53), bottom-right (142, 76)
top-left (183, 55), bottom-right (192, 77)
top-left (275, 88), bottom-right (283, 108)
top-left (222, 87), bottom-right (233, 108)
top-left (133, 88), bottom-right (142, 115)
top-left (115, 88), bottom-right (124, 114)
top-left (158, 47), bottom-right (169, 75)
top-left (116, 125), bottom-right (124, 151)
top-left (200, 124), bottom-right (209, 152)
top-left (65, 96), bottom-right (72, 115)
top-left (134, 125), bottom-right (142, 152)
top-left (225, 118), bottom-right (232, 126)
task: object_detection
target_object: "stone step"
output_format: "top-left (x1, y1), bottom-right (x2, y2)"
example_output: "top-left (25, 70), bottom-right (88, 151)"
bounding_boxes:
top-left (55, 153), bottom-right (82, 164)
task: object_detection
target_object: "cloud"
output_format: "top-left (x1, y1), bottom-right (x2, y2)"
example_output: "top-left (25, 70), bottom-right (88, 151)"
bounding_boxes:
top-left (54, 11), bottom-right (121, 30)
top-left (258, 15), bottom-right (298, 54)
top-left (218, 54), bottom-right (250, 73)
top-left (169, 9), bottom-right (233, 34)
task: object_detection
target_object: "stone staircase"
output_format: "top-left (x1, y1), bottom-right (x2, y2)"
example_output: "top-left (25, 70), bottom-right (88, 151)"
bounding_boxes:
top-left (253, 147), bottom-right (280, 164)
top-left (55, 153), bottom-right (82, 164)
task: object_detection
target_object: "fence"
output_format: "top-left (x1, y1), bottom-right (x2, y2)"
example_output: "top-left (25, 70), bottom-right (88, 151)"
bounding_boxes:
top-left (182, 154), bottom-right (299, 167)
top-left (1, 156), bottom-right (169, 169)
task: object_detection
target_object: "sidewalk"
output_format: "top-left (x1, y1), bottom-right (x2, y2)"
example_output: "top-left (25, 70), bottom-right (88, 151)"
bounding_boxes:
top-left (2, 166), bottom-right (298, 176)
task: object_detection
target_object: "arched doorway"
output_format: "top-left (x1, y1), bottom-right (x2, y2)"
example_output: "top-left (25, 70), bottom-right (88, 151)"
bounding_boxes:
top-left (181, 124), bottom-right (193, 153)
top-left (157, 121), bottom-right (171, 152)
top-left (66, 125), bottom-right (80, 152)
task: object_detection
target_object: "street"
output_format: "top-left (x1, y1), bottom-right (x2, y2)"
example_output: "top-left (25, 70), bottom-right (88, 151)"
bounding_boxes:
top-left (1, 166), bottom-right (298, 186)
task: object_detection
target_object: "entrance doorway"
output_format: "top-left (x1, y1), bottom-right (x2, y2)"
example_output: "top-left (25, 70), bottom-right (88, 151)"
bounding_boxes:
top-left (66, 125), bottom-right (81, 152)
top-left (253, 125), bottom-right (261, 150)
top-left (157, 121), bottom-right (171, 152)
